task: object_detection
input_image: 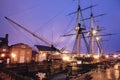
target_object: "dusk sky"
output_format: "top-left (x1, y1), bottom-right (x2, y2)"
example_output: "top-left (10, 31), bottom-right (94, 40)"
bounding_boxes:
top-left (0, 0), bottom-right (120, 53)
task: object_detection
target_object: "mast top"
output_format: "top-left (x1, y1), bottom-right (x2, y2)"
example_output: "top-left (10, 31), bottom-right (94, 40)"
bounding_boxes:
top-left (78, 0), bottom-right (80, 6)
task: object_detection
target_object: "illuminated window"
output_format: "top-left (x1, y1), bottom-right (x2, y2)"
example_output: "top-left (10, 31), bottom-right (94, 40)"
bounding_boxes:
top-left (11, 53), bottom-right (16, 58)
top-left (20, 55), bottom-right (25, 63)
top-left (3, 48), bottom-right (6, 52)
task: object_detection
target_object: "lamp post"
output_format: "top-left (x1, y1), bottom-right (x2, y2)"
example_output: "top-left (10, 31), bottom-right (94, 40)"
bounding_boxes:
top-left (11, 53), bottom-right (16, 63)
top-left (1, 53), bottom-right (5, 58)
top-left (1, 53), bottom-right (5, 63)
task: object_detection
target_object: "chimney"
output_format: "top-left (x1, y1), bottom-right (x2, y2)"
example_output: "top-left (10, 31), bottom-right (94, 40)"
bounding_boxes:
top-left (5, 34), bottom-right (8, 45)
top-left (5, 34), bottom-right (8, 40)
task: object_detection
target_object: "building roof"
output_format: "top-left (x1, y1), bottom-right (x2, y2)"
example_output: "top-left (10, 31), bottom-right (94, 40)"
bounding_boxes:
top-left (10, 43), bottom-right (31, 49)
top-left (35, 45), bottom-right (59, 51)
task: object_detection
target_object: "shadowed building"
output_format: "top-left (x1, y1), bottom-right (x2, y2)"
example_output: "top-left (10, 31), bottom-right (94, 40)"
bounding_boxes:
top-left (0, 34), bottom-right (9, 63)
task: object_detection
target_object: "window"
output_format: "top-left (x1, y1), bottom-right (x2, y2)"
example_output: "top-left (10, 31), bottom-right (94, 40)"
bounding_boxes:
top-left (3, 48), bottom-right (6, 52)
top-left (19, 55), bottom-right (25, 63)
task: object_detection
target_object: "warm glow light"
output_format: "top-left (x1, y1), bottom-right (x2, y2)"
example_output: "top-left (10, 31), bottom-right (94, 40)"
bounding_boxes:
top-left (77, 61), bottom-right (82, 64)
top-left (96, 37), bottom-right (100, 41)
top-left (105, 55), bottom-right (109, 58)
top-left (1, 53), bottom-right (5, 57)
top-left (3, 49), bottom-right (6, 52)
top-left (113, 54), bottom-right (118, 58)
top-left (42, 53), bottom-right (46, 57)
top-left (62, 57), bottom-right (69, 61)
top-left (54, 52), bottom-right (60, 55)
top-left (86, 54), bottom-right (91, 57)
top-left (92, 30), bottom-right (97, 35)
top-left (87, 32), bottom-right (90, 35)
top-left (11, 53), bottom-right (16, 58)
top-left (93, 55), bottom-right (100, 59)
top-left (63, 50), bottom-right (69, 53)
top-left (75, 26), bottom-right (80, 31)
top-left (62, 54), bottom-right (71, 62)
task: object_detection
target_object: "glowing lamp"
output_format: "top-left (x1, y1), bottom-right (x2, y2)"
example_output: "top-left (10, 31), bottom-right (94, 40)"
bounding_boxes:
top-left (62, 54), bottom-right (70, 62)
top-left (1, 53), bottom-right (5, 57)
top-left (11, 53), bottom-right (16, 58)
top-left (92, 30), bottom-right (97, 35)
top-left (113, 54), bottom-right (118, 58)
top-left (77, 61), bottom-right (82, 64)
top-left (93, 55), bottom-right (100, 59)
top-left (75, 26), bottom-right (80, 31)
top-left (96, 37), bottom-right (100, 41)
top-left (86, 54), bottom-right (91, 57)
top-left (105, 55), bottom-right (109, 58)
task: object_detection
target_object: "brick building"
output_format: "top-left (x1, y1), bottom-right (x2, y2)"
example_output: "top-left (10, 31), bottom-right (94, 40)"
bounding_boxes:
top-left (9, 43), bottom-right (32, 63)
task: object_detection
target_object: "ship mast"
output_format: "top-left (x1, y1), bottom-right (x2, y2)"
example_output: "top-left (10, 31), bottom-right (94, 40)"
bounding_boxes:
top-left (5, 17), bottom-right (61, 53)
top-left (62, 0), bottom-right (91, 54)
top-left (90, 10), bottom-right (95, 56)
top-left (73, 0), bottom-right (89, 54)
top-left (76, 0), bottom-right (81, 54)
top-left (75, 0), bottom-right (87, 54)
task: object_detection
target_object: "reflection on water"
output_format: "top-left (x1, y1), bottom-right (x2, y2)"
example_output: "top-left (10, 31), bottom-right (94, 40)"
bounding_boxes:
top-left (36, 63), bottom-right (120, 80)
top-left (114, 69), bottom-right (119, 79)
top-left (92, 63), bottom-right (120, 80)
top-left (36, 72), bottom-right (46, 80)
top-left (114, 63), bottom-right (120, 79)
top-left (92, 69), bottom-right (107, 80)
top-left (106, 63), bottom-right (120, 80)
top-left (106, 68), bottom-right (112, 79)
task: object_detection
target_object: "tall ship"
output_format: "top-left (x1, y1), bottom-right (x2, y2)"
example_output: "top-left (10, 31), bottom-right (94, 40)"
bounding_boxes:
top-left (0, 0), bottom-right (118, 80)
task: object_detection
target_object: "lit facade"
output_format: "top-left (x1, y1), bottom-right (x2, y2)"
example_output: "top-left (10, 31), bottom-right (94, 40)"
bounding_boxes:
top-left (35, 51), bottom-right (47, 62)
top-left (35, 45), bottom-right (58, 62)
top-left (10, 43), bottom-right (32, 63)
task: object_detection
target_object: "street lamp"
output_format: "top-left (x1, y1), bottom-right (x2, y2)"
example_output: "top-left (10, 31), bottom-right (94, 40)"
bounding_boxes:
top-left (93, 55), bottom-right (100, 59)
top-left (1, 53), bottom-right (5, 58)
top-left (96, 37), bottom-right (101, 41)
top-left (92, 29), bottom-right (97, 35)
top-left (62, 54), bottom-right (71, 62)
top-left (75, 26), bottom-right (80, 31)
top-left (113, 54), bottom-right (118, 58)
top-left (11, 53), bottom-right (16, 63)
top-left (86, 54), bottom-right (91, 57)
top-left (105, 55), bottom-right (109, 59)
top-left (11, 53), bottom-right (16, 58)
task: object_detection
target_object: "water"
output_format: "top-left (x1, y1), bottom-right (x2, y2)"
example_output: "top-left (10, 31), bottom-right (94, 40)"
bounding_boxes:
top-left (50, 63), bottom-right (120, 80)
top-left (78, 63), bottom-right (120, 80)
